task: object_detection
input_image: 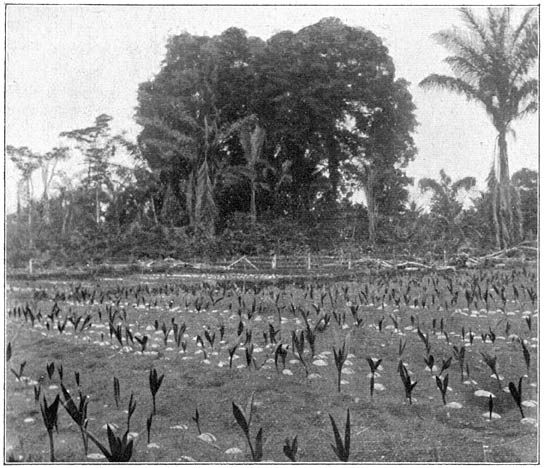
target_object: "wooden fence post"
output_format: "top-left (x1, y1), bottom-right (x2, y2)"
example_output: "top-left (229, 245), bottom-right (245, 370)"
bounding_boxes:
top-left (272, 254), bottom-right (277, 270)
top-left (307, 252), bottom-right (311, 270)
top-left (29, 259), bottom-right (33, 274)
top-left (348, 254), bottom-right (352, 270)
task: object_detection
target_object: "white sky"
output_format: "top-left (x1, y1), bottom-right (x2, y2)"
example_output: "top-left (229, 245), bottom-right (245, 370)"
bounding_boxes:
top-left (4, 4), bottom-right (539, 213)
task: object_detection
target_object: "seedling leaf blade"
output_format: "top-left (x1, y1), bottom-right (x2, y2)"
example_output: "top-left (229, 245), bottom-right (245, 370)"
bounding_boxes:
top-left (232, 402), bottom-right (249, 436)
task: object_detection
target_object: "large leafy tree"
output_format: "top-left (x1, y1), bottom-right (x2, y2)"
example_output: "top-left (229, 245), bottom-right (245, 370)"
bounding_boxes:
top-left (254, 17), bottom-right (416, 227)
top-left (137, 18), bottom-right (417, 237)
top-left (136, 28), bottom-right (264, 232)
top-left (420, 7), bottom-right (538, 248)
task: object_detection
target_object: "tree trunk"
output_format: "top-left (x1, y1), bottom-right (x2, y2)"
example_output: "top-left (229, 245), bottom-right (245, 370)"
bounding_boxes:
top-left (150, 196), bottom-right (159, 226)
top-left (367, 194), bottom-right (377, 245)
top-left (363, 170), bottom-right (377, 245)
top-left (186, 171), bottom-right (196, 227)
top-left (95, 184), bottom-right (100, 224)
top-left (27, 180), bottom-right (33, 249)
top-left (43, 191), bottom-right (50, 225)
top-left (327, 137), bottom-right (340, 204)
top-left (250, 178), bottom-right (257, 225)
top-left (495, 129), bottom-right (515, 248)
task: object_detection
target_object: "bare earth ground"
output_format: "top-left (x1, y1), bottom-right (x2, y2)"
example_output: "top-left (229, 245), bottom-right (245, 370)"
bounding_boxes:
top-left (4, 268), bottom-right (538, 463)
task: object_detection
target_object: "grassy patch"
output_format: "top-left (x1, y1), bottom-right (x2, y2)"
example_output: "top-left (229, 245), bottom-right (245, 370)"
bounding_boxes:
top-left (5, 267), bottom-right (538, 462)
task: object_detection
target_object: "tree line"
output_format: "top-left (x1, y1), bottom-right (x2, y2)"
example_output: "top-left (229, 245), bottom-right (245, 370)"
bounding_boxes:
top-left (6, 10), bottom-right (538, 267)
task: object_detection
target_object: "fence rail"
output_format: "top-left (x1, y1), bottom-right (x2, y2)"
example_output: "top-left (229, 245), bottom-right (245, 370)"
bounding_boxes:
top-left (10, 244), bottom-right (537, 280)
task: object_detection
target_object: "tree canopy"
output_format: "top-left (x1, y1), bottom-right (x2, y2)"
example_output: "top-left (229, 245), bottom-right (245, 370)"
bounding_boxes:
top-left (136, 18), bottom-right (418, 234)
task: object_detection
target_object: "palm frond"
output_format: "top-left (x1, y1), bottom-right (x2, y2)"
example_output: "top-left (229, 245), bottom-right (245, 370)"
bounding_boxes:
top-left (511, 8), bottom-right (536, 45)
top-left (459, 7), bottom-right (493, 50)
top-left (433, 29), bottom-right (488, 71)
top-left (419, 74), bottom-right (488, 106)
top-left (418, 177), bottom-right (444, 196)
top-left (515, 101), bottom-right (538, 121)
top-left (451, 176), bottom-right (476, 194)
top-left (443, 56), bottom-right (485, 84)
top-left (512, 79), bottom-right (539, 106)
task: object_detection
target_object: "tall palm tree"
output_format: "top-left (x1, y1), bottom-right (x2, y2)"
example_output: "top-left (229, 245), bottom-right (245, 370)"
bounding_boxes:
top-left (420, 7), bottom-right (538, 248)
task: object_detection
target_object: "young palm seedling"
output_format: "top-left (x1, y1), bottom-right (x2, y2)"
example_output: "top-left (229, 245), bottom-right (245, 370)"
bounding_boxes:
top-left (245, 344), bottom-right (255, 369)
top-left (149, 369), bottom-right (164, 415)
top-left (366, 358), bottom-right (382, 399)
top-left (228, 344), bottom-right (238, 369)
top-left (301, 313), bottom-right (317, 357)
top-left (398, 361), bottom-right (417, 404)
top-left (204, 330), bottom-right (216, 350)
top-left (126, 393), bottom-right (136, 433)
top-left (135, 335), bottom-right (148, 352)
top-left (452, 345), bottom-right (465, 381)
top-left (480, 352), bottom-right (501, 389)
top-left (146, 413), bottom-right (153, 444)
top-left (417, 328), bottom-right (431, 356)
top-left (424, 355), bottom-right (435, 374)
top-left (292, 330), bottom-right (308, 376)
top-left (10, 361), bottom-right (26, 382)
top-left (333, 341), bottom-right (348, 393)
top-left (60, 383), bottom-right (89, 455)
top-left (40, 394), bottom-right (60, 462)
top-left (274, 344), bottom-right (288, 373)
top-left (193, 407), bottom-right (202, 435)
top-left (398, 338), bottom-right (407, 357)
top-left (283, 436), bottom-right (298, 462)
top-left (435, 374), bottom-right (449, 405)
top-left (439, 357), bottom-right (452, 376)
top-left (232, 392), bottom-right (263, 462)
top-left (484, 394), bottom-right (499, 420)
top-left (508, 377), bottom-right (525, 419)
top-left (34, 384), bottom-right (41, 403)
top-left (520, 340), bottom-right (531, 373)
top-left (113, 377), bottom-right (120, 408)
top-left (85, 425), bottom-right (134, 462)
top-left (161, 322), bottom-right (171, 346)
top-left (329, 409), bottom-right (350, 462)
top-left (525, 316), bottom-right (532, 332)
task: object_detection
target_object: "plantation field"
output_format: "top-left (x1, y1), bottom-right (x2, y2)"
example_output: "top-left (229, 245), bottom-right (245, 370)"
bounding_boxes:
top-left (4, 267), bottom-right (539, 463)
